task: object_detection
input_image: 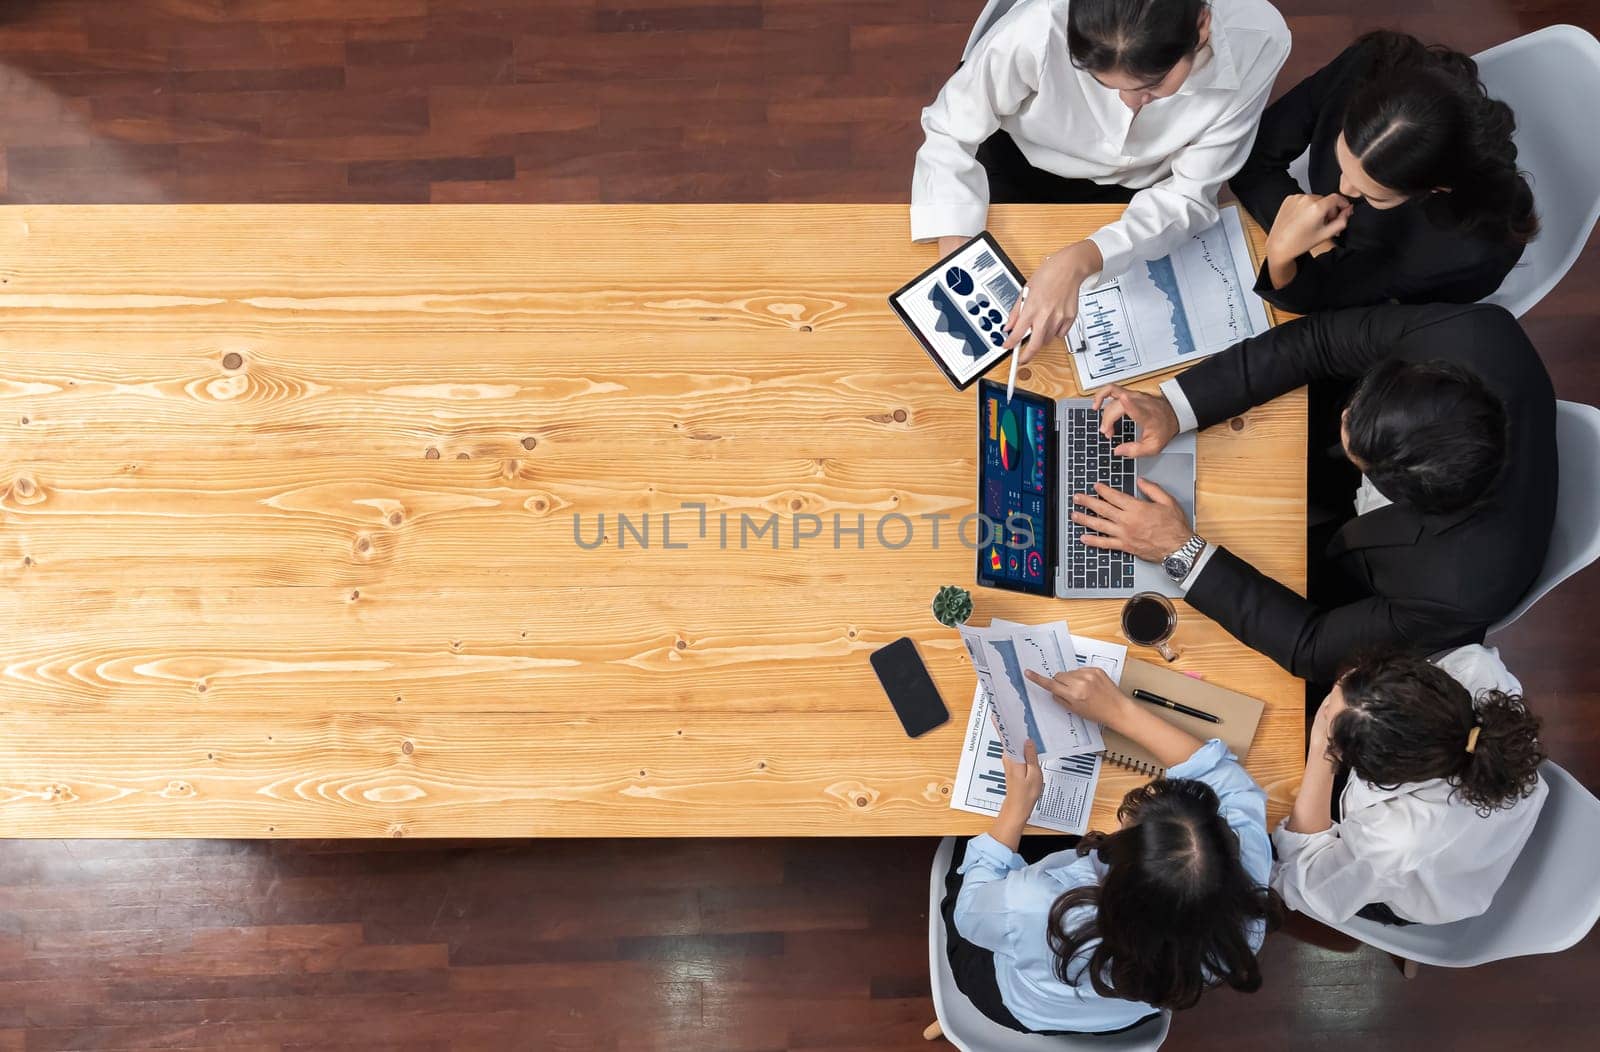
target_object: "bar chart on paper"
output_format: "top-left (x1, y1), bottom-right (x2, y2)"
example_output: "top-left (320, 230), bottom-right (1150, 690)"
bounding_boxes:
top-left (1078, 285), bottom-right (1140, 381)
top-left (1070, 205), bottom-right (1271, 389)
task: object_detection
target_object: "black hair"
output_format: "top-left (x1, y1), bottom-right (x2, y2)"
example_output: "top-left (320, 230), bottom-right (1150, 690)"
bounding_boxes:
top-left (1067, 0), bottom-right (1208, 82)
top-left (1046, 777), bottom-right (1282, 1010)
top-left (1343, 30), bottom-right (1539, 245)
top-left (1343, 358), bottom-right (1509, 515)
top-left (1332, 652), bottom-right (1545, 817)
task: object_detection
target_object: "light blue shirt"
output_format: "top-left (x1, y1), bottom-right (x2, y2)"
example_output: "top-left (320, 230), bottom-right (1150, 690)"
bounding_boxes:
top-left (953, 739), bottom-right (1273, 1033)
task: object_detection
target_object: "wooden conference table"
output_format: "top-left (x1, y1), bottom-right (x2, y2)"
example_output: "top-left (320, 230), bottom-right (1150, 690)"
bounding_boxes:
top-left (0, 205), bottom-right (1304, 838)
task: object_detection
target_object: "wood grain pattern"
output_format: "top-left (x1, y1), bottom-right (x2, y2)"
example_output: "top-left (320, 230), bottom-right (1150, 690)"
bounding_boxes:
top-left (0, 204), bottom-right (1304, 837)
top-left (0, 3), bottom-right (1593, 1048)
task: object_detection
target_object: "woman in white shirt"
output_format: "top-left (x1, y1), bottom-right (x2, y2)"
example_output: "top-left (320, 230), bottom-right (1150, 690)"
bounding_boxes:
top-left (940, 668), bottom-right (1282, 1035)
top-left (1274, 645), bottom-right (1548, 926)
top-left (912, 0), bottom-right (1290, 360)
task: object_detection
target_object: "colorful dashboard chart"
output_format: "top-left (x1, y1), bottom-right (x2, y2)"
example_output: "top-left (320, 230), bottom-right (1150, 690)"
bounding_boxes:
top-left (998, 408), bottom-right (1020, 471)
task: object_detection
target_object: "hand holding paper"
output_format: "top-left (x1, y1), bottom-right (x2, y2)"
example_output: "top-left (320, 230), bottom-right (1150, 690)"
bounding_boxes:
top-left (970, 621), bottom-right (1105, 760)
top-left (950, 621), bottom-right (1126, 836)
top-left (1025, 667), bottom-right (1132, 728)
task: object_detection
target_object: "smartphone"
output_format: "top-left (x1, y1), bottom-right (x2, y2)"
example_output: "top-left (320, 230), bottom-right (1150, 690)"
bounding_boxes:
top-left (869, 637), bottom-right (950, 738)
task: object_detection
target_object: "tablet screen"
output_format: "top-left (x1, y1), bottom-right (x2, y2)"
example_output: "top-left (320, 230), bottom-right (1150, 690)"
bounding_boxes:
top-left (977, 380), bottom-right (1053, 596)
top-left (889, 234), bottom-right (1026, 389)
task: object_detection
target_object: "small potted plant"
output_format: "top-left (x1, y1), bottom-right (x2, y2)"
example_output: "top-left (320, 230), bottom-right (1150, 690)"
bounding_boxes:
top-left (931, 585), bottom-right (973, 628)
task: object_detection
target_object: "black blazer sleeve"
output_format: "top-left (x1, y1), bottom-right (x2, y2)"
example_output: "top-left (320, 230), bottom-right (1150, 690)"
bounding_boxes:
top-left (1252, 217), bottom-right (1527, 315)
top-left (1228, 43), bottom-right (1370, 231)
top-left (1171, 305), bottom-right (1414, 429)
top-left (1250, 242), bottom-right (1421, 314)
top-left (1170, 304), bottom-right (1492, 682)
top-left (1184, 547), bottom-right (1479, 683)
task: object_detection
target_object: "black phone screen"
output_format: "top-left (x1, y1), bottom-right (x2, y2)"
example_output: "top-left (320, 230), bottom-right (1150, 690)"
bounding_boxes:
top-left (869, 637), bottom-right (950, 738)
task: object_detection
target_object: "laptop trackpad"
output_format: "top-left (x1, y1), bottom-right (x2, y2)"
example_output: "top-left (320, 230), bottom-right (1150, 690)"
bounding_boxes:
top-left (1141, 453), bottom-right (1196, 523)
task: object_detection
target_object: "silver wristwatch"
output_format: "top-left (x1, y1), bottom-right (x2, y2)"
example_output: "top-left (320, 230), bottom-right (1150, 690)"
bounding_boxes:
top-left (1161, 535), bottom-right (1207, 583)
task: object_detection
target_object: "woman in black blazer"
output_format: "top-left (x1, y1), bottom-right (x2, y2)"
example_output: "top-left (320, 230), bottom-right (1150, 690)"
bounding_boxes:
top-left (1229, 32), bottom-right (1538, 314)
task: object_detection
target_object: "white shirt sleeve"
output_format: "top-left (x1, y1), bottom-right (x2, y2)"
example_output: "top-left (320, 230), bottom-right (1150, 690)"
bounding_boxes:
top-left (1087, 51), bottom-right (1287, 280)
top-left (1270, 812), bottom-right (1405, 923)
top-left (1434, 645), bottom-right (1524, 697)
top-left (910, 10), bottom-right (1047, 242)
top-left (1158, 377), bottom-right (1200, 433)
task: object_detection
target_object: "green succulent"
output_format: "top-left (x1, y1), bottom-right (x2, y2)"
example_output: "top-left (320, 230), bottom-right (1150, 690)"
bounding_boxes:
top-left (931, 585), bottom-right (974, 627)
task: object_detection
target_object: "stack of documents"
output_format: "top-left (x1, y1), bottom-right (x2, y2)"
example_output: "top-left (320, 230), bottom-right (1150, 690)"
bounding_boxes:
top-left (951, 619), bottom-right (1128, 835)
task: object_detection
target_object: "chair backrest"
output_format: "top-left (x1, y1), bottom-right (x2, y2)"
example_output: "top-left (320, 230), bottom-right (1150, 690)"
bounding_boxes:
top-left (1315, 763), bottom-right (1600, 967)
top-left (928, 838), bottom-right (1173, 1051)
top-left (963, 0), bottom-right (1023, 61)
top-left (1489, 400), bottom-right (1600, 634)
top-left (1475, 25), bottom-right (1600, 317)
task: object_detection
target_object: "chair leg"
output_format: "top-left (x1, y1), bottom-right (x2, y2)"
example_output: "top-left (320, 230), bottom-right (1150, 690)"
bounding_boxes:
top-left (923, 1020), bottom-right (944, 1041)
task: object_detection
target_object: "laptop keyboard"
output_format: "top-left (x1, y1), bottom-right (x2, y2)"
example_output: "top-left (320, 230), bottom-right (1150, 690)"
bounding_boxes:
top-left (1062, 406), bottom-right (1136, 591)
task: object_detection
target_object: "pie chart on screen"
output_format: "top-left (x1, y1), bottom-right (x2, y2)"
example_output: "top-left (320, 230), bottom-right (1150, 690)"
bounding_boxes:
top-left (999, 409), bottom-right (1021, 471)
top-left (946, 267), bottom-right (974, 295)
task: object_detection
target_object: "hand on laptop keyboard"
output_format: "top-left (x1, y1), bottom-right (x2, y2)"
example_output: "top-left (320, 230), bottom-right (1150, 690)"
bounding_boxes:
top-left (1062, 407), bottom-right (1137, 589)
top-left (1071, 479), bottom-right (1196, 564)
top-left (1091, 383), bottom-right (1180, 458)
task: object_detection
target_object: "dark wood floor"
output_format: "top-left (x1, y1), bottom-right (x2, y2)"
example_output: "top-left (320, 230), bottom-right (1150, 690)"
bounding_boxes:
top-left (2, 1), bottom-right (1599, 1049)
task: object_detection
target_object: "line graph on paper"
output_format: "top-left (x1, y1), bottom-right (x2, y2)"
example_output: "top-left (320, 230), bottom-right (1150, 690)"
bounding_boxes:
top-left (1069, 205), bottom-right (1270, 388)
top-left (1171, 224), bottom-right (1252, 351)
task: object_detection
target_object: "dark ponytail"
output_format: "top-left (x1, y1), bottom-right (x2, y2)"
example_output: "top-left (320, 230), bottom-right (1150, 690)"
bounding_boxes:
top-left (1067, 0), bottom-right (1207, 81)
top-left (1456, 689), bottom-right (1548, 816)
top-left (1331, 652), bottom-right (1545, 817)
top-left (1342, 30), bottom-right (1539, 245)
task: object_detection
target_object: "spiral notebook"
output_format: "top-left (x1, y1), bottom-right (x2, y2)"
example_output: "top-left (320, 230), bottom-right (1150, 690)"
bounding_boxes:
top-left (1101, 660), bottom-right (1266, 776)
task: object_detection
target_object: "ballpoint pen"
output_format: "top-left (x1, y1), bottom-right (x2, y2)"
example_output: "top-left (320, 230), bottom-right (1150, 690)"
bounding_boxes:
top-left (1131, 688), bottom-right (1220, 724)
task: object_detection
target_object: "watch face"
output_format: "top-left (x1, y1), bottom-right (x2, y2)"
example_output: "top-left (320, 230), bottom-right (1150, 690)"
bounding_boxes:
top-left (1163, 555), bottom-right (1189, 579)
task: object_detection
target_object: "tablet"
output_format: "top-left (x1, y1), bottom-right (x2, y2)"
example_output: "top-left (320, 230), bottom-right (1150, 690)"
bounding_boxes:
top-left (889, 232), bottom-right (1027, 390)
top-left (976, 379), bottom-right (1055, 597)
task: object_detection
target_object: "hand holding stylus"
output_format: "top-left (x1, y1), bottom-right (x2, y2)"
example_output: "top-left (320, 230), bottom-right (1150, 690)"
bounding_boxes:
top-left (1005, 287), bottom-right (1030, 401)
top-left (1004, 240), bottom-right (1103, 364)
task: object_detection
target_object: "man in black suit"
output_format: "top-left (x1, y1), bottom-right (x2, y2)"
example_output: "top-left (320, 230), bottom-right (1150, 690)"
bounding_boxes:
top-left (1071, 302), bottom-right (1557, 689)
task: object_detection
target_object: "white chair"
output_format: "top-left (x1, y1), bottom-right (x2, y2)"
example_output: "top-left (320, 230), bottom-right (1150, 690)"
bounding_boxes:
top-left (925, 837), bottom-right (1172, 1051)
top-left (1476, 25), bottom-right (1600, 317)
top-left (1488, 400), bottom-right (1600, 635)
top-left (962, 0), bottom-right (1021, 61)
top-left (1302, 763), bottom-right (1600, 975)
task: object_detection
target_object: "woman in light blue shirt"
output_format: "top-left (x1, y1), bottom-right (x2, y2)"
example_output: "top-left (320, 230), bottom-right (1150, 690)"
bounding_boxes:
top-left (941, 667), bottom-right (1282, 1034)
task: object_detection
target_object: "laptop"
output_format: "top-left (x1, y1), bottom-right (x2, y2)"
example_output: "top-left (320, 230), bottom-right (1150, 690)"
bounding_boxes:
top-left (975, 378), bottom-right (1196, 599)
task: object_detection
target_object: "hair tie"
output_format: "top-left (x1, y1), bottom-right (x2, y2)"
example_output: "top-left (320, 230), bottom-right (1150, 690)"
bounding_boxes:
top-left (1465, 724), bottom-right (1482, 754)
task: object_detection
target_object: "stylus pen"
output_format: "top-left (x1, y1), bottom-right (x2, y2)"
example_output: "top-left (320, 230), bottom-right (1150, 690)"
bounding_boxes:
top-left (1131, 689), bottom-right (1220, 724)
top-left (1006, 287), bottom-right (1029, 402)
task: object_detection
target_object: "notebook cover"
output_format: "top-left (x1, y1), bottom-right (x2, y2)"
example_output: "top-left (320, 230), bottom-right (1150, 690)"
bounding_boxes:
top-left (1101, 660), bottom-right (1267, 776)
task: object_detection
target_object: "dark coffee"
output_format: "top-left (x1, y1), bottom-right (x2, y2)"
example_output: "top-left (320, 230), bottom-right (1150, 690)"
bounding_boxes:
top-left (1122, 595), bottom-right (1175, 645)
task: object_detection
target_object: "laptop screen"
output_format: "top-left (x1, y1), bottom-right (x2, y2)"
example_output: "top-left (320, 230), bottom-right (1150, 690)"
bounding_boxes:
top-left (976, 380), bottom-right (1053, 596)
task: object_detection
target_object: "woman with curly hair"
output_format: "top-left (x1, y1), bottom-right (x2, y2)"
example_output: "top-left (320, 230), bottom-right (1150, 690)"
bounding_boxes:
top-left (1274, 645), bottom-right (1548, 926)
